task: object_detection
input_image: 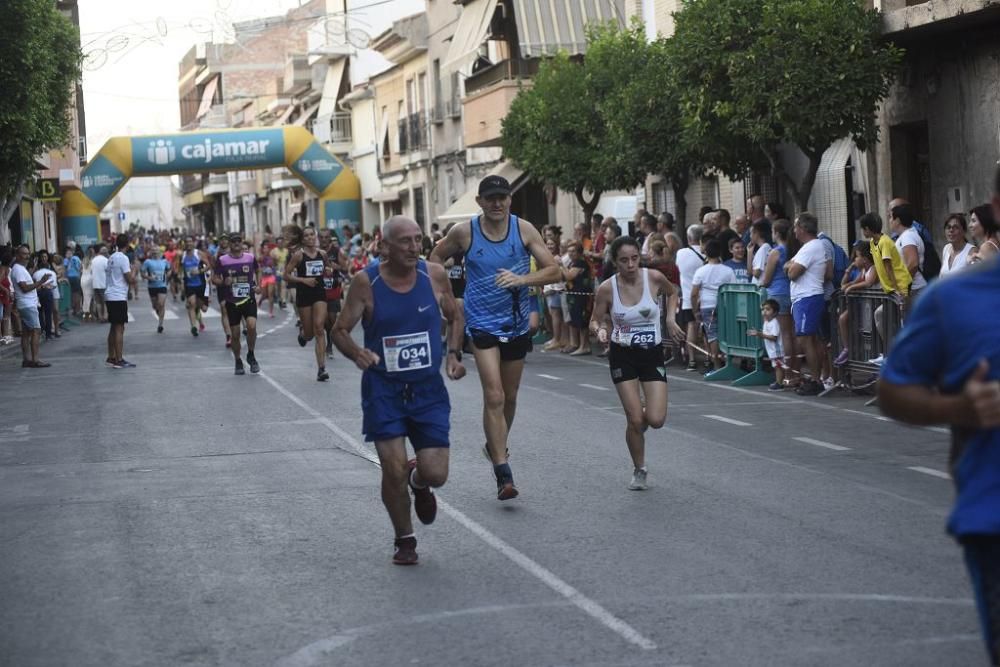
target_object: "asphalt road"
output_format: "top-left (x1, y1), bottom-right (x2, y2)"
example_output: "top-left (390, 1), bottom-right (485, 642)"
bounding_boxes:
top-left (0, 296), bottom-right (983, 666)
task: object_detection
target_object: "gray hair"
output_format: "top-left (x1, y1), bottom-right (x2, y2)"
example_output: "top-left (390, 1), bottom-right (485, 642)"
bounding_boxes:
top-left (687, 224), bottom-right (704, 244)
top-left (666, 231), bottom-right (682, 246)
top-left (381, 215), bottom-right (420, 240)
top-left (795, 212), bottom-right (819, 237)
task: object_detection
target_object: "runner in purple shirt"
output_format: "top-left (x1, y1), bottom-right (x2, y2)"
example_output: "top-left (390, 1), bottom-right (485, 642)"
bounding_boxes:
top-left (212, 233), bottom-right (260, 375)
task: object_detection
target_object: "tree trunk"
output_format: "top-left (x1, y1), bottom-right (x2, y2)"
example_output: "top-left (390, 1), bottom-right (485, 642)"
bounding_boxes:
top-left (574, 186), bottom-right (602, 230)
top-left (796, 150), bottom-right (824, 215)
top-left (672, 177), bottom-right (689, 246)
top-left (0, 180), bottom-right (26, 246)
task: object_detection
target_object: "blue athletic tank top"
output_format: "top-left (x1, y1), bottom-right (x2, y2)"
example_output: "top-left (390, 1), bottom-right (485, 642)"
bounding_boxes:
top-left (363, 260), bottom-right (442, 382)
top-left (766, 244), bottom-right (790, 297)
top-left (181, 251), bottom-right (204, 288)
top-left (463, 214), bottom-right (531, 338)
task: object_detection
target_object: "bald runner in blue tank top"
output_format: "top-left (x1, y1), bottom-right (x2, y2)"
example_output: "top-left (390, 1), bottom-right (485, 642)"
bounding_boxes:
top-left (361, 259), bottom-right (450, 448)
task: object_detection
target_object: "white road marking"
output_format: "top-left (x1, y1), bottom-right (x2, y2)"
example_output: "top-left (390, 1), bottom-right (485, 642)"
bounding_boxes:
top-left (260, 372), bottom-right (657, 652)
top-left (560, 354), bottom-right (947, 435)
top-left (925, 426), bottom-right (950, 435)
top-left (537, 373), bottom-right (562, 381)
top-left (580, 383), bottom-right (610, 392)
top-left (703, 415), bottom-right (752, 427)
top-left (908, 466), bottom-right (950, 480)
top-left (793, 437), bottom-right (850, 452)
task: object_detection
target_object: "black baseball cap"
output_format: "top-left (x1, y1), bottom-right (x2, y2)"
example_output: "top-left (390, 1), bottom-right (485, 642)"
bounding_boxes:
top-left (479, 175), bottom-right (512, 198)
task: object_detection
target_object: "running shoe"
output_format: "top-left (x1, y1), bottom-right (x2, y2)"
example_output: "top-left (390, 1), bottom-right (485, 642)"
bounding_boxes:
top-left (822, 377), bottom-right (835, 391)
top-left (833, 347), bottom-right (849, 366)
top-left (297, 334), bottom-right (307, 347)
top-left (493, 463), bottom-right (519, 501)
top-left (118, 359), bottom-right (136, 368)
top-left (317, 367), bottom-right (329, 382)
top-left (235, 359), bottom-right (246, 376)
top-left (868, 354), bottom-right (885, 365)
top-left (686, 360), bottom-right (698, 372)
top-left (157, 325), bottom-right (163, 334)
top-left (191, 326), bottom-right (198, 337)
top-left (628, 467), bottom-right (648, 491)
top-left (392, 536), bottom-right (418, 565)
top-left (407, 459), bottom-right (437, 525)
top-left (768, 382), bottom-right (784, 391)
top-left (247, 353), bottom-right (260, 374)
top-left (105, 357), bottom-right (116, 367)
top-left (198, 321), bottom-right (206, 332)
top-left (225, 335), bottom-right (232, 348)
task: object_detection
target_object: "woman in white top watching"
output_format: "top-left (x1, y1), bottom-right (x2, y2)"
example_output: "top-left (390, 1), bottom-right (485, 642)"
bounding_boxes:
top-left (940, 213), bottom-right (973, 277)
top-left (968, 204), bottom-right (1000, 264)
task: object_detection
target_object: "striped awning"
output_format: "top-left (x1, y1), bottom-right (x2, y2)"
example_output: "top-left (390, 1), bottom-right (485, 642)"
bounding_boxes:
top-left (512, 0), bottom-right (625, 58)
top-left (443, 0), bottom-right (500, 73)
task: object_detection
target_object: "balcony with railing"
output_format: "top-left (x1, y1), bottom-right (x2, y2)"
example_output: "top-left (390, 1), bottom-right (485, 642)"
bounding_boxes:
top-left (311, 112), bottom-right (353, 153)
top-left (462, 59), bottom-right (537, 148)
top-left (397, 112), bottom-right (428, 156)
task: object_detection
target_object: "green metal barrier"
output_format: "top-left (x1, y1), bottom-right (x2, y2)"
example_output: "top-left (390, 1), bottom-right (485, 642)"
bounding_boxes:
top-left (704, 283), bottom-right (772, 386)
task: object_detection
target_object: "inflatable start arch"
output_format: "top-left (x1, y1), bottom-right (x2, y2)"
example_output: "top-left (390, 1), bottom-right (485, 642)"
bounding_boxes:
top-left (59, 126), bottom-right (361, 245)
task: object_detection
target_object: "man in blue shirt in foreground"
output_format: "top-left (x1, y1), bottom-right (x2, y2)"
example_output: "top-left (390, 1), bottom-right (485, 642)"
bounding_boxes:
top-left (879, 165), bottom-right (1000, 666)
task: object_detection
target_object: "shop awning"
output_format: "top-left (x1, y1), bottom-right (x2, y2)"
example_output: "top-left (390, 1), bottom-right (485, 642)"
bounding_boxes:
top-left (442, 0), bottom-right (499, 73)
top-left (370, 190), bottom-right (401, 203)
top-left (437, 161), bottom-right (525, 223)
top-left (512, 0), bottom-right (624, 58)
top-left (196, 76), bottom-right (220, 119)
top-left (808, 137), bottom-right (855, 249)
top-left (317, 58), bottom-right (346, 117)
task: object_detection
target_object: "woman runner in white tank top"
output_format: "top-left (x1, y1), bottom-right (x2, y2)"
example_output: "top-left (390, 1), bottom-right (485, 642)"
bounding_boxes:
top-left (590, 237), bottom-right (685, 491)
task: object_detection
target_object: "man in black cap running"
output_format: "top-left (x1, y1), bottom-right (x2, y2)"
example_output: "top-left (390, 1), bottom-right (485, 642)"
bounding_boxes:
top-left (430, 175), bottom-right (561, 500)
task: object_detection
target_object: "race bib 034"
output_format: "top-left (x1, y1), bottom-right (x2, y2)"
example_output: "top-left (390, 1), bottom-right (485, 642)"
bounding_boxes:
top-left (382, 332), bottom-right (432, 373)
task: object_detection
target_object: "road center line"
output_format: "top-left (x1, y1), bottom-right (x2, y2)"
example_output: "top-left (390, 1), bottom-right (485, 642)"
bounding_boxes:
top-left (793, 437), bottom-right (850, 452)
top-left (580, 383), bottom-right (610, 392)
top-left (907, 466), bottom-right (950, 480)
top-left (703, 415), bottom-right (752, 427)
top-left (537, 374), bottom-right (562, 380)
top-left (259, 371), bottom-right (657, 651)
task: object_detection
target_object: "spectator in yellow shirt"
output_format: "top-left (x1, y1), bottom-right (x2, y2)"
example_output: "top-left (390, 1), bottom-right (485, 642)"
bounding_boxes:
top-left (860, 213), bottom-right (911, 362)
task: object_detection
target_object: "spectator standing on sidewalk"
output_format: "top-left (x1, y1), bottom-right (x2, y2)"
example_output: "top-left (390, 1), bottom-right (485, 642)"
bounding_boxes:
top-left (80, 247), bottom-right (95, 321)
top-left (784, 213), bottom-right (831, 396)
top-left (969, 204), bottom-right (1000, 264)
top-left (860, 213), bottom-right (912, 359)
top-left (877, 166), bottom-right (1000, 667)
top-left (64, 247), bottom-right (83, 316)
top-left (691, 239), bottom-right (736, 374)
top-left (676, 224), bottom-right (706, 371)
top-left (0, 248), bottom-right (14, 344)
top-left (941, 213), bottom-right (973, 277)
top-left (105, 235), bottom-right (137, 369)
top-left (90, 245), bottom-right (108, 322)
top-left (32, 250), bottom-right (58, 340)
top-left (10, 245), bottom-right (50, 368)
top-left (890, 204), bottom-right (928, 301)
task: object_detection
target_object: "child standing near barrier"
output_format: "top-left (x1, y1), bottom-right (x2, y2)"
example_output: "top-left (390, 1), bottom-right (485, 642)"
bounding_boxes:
top-left (749, 299), bottom-right (784, 391)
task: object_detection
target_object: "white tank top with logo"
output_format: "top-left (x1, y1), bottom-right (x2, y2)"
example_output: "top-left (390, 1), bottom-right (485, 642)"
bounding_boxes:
top-left (610, 269), bottom-right (661, 348)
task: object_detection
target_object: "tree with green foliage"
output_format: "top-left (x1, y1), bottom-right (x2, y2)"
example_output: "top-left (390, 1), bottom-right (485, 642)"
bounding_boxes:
top-left (501, 24), bottom-right (647, 224)
top-left (0, 0), bottom-right (82, 237)
top-left (601, 30), bottom-right (710, 236)
top-left (671, 0), bottom-right (902, 211)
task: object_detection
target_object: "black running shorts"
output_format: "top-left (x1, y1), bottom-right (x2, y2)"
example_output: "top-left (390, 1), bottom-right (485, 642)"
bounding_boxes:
top-left (470, 329), bottom-right (532, 362)
top-left (608, 343), bottom-right (667, 384)
top-left (226, 299), bottom-right (257, 326)
top-left (106, 300), bottom-right (128, 325)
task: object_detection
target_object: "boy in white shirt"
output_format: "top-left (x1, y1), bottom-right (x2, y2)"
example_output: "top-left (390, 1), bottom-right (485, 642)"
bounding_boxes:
top-left (691, 238), bottom-right (737, 374)
top-left (750, 299), bottom-right (784, 391)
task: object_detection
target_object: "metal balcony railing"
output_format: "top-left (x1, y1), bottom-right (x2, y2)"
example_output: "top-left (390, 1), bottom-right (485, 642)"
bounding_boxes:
top-left (464, 59), bottom-right (539, 97)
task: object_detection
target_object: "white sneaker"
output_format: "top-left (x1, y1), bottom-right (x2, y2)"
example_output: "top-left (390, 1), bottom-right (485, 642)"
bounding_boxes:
top-left (822, 377), bottom-right (835, 391)
top-left (868, 354), bottom-right (885, 365)
top-left (628, 467), bottom-right (648, 491)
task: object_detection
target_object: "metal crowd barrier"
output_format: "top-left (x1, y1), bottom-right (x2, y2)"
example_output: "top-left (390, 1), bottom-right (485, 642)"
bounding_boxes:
top-left (822, 287), bottom-right (902, 397)
top-left (705, 283), bottom-right (772, 386)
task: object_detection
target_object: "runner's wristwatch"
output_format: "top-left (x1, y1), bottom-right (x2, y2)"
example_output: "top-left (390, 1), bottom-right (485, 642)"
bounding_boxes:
top-left (448, 349), bottom-right (462, 361)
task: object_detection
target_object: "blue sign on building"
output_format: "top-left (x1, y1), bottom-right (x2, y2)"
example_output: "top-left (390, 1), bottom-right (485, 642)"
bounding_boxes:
top-left (130, 129), bottom-right (286, 175)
